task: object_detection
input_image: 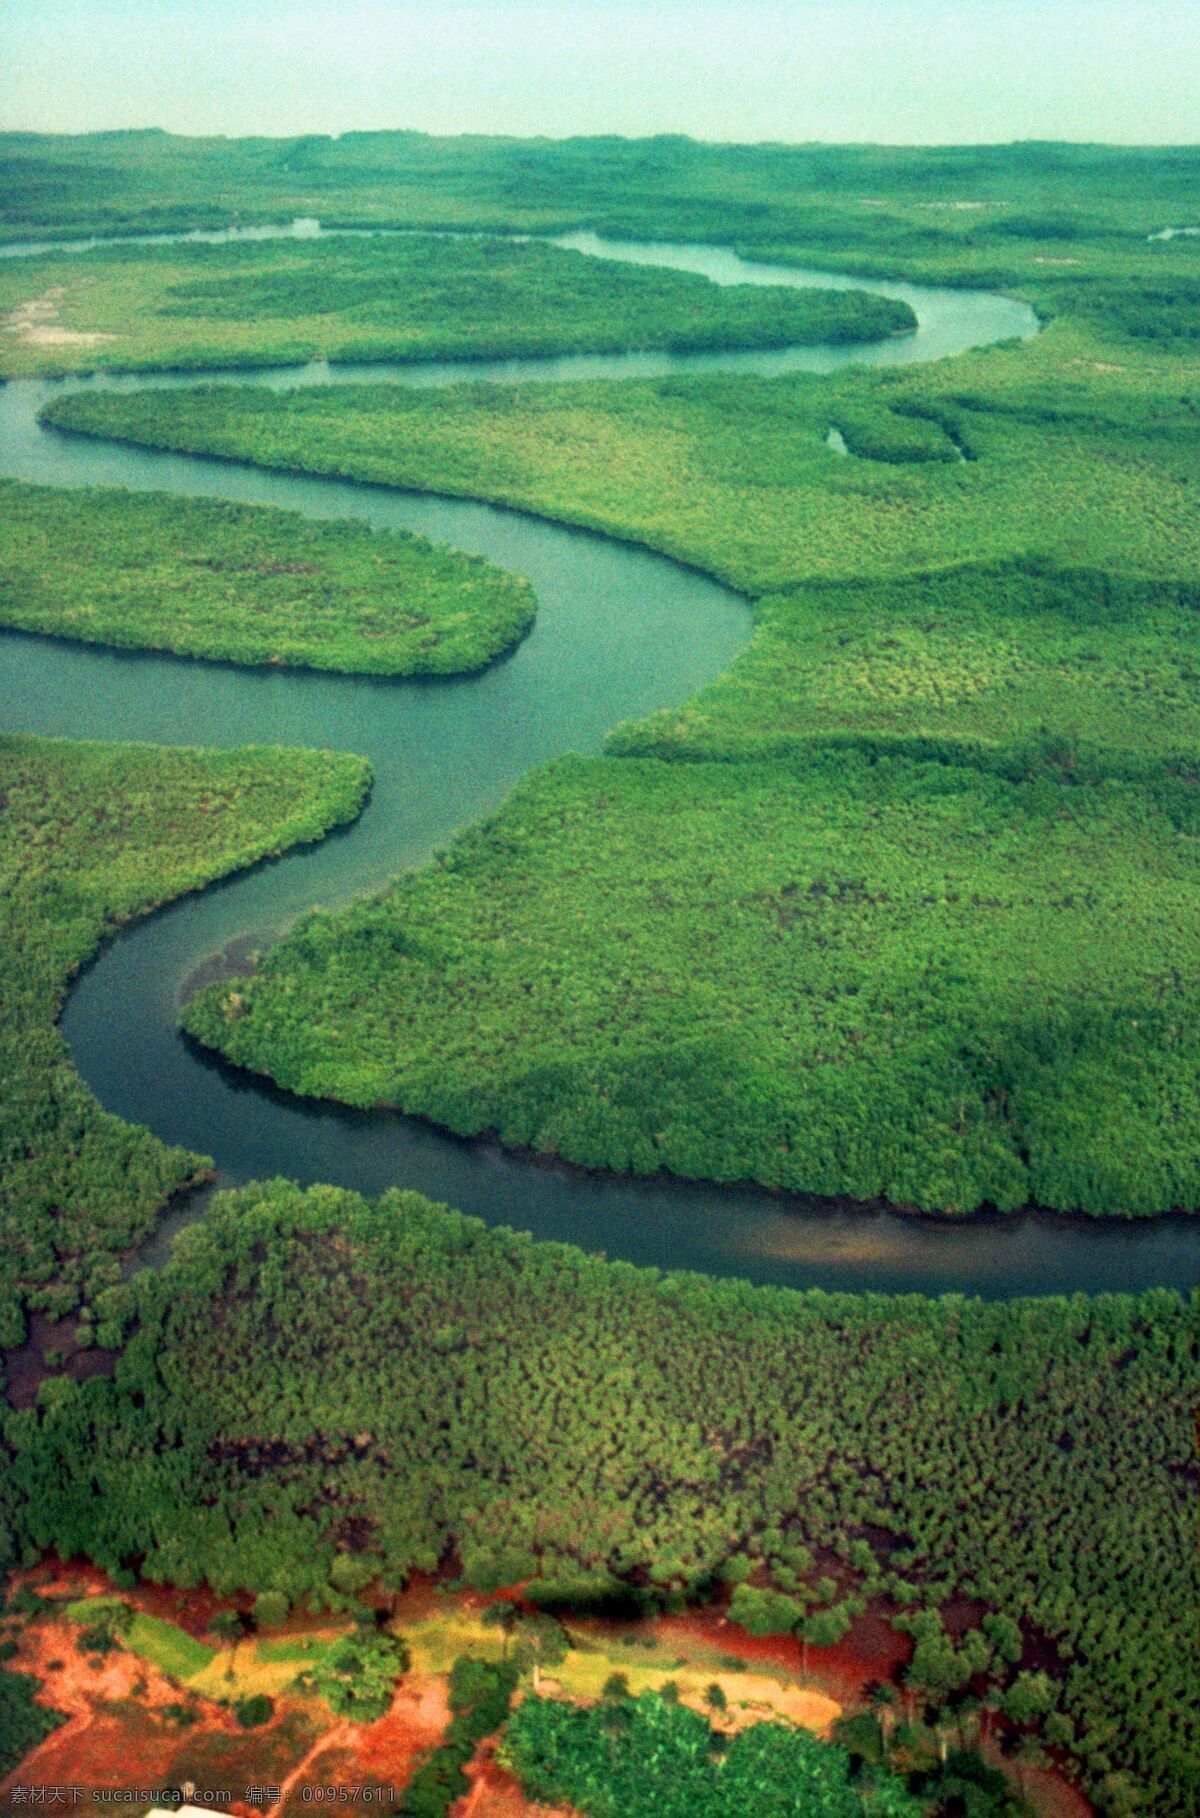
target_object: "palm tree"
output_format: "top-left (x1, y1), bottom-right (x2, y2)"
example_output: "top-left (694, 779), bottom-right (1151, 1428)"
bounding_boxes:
top-left (866, 1681), bottom-right (899, 1753)
top-left (208, 1608), bottom-right (243, 1683)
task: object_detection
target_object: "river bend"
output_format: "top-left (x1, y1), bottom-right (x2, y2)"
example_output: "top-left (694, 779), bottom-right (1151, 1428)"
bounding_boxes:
top-left (3, 224), bottom-right (1196, 1297)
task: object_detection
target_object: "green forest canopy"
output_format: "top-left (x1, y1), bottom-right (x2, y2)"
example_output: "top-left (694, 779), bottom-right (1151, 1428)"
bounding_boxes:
top-left (0, 478), bottom-right (534, 676)
top-left (181, 746), bottom-right (1200, 1216)
top-left (0, 733), bottom-right (369, 1337)
top-left (6, 1181), bottom-right (1194, 1813)
top-left (0, 231), bottom-right (912, 377)
top-left (2, 134), bottom-right (1198, 1818)
top-left (42, 179), bottom-right (1196, 1217)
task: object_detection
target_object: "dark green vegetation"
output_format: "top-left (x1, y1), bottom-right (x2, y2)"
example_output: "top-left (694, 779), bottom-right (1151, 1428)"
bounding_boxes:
top-left (0, 734), bottom-right (369, 1337)
top-left (182, 747), bottom-right (1200, 1214)
top-left (0, 231), bottom-right (912, 377)
top-left (499, 1689), bottom-right (918, 1818)
top-left (0, 1589), bottom-right (67, 1770)
top-left (302, 1626), bottom-right (410, 1720)
top-left (0, 130), bottom-right (1193, 273)
top-left (0, 1668), bottom-right (64, 1774)
top-left (0, 478), bottom-right (534, 675)
top-left (6, 1182), bottom-right (1195, 1812)
top-left (397, 1656), bottom-right (517, 1818)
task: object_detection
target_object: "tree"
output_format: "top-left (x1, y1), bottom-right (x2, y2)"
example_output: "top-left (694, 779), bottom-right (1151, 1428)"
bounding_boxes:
top-left (208, 1609), bottom-right (243, 1645)
top-left (982, 1612), bottom-right (1024, 1667)
top-left (866, 1681), bottom-right (899, 1749)
top-left (1094, 1769), bottom-right (1145, 1817)
top-left (798, 1604), bottom-right (851, 1672)
top-left (305, 1628), bottom-right (410, 1722)
top-left (207, 1609), bottom-right (244, 1682)
top-left (729, 1584), bottom-right (804, 1638)
top-left (1001, 1669), bottom-right (1058, 1727)
top-left (704, 1681), bottom-right (727, 1713)
top-left (481, 1598), bottom-right (520, 1660)
top-left (252, 1591), bottom-right (289, 1632)
top-left (1010, 1733), bottom-right (1050, 1797)
top-left (330, 1552), bottom-right (381, 1598)
top-left (512, 1613), bottom-right (569, 1689)
top-left (234, 1693), bottom-right (273, 1728)
top-left (904, 1628), bottom-right (970, 1712)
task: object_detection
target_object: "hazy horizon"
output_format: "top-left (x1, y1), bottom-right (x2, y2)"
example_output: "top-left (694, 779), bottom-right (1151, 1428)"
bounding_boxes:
top-left (3, 1), bottom-right (1199, 148)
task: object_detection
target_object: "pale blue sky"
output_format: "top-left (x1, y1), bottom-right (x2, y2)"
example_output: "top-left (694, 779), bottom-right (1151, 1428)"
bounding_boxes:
top-left (3, 1), bottom-right (1198, 144)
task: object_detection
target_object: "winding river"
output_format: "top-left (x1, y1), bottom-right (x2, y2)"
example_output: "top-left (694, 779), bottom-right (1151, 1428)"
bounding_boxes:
top-left (3, 222), bottom-right (1198, 1299)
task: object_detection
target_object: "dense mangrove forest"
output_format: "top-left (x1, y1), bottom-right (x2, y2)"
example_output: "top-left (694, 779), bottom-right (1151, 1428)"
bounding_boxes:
top-left (0, 130), bottom-right (1197, 1815)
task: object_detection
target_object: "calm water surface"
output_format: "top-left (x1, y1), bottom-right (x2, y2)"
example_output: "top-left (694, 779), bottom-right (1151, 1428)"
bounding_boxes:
top-left (4, 227), bottom-right (1195, 1298)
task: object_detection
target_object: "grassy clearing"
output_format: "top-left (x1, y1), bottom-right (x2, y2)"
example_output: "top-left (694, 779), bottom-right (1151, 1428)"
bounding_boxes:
top-left (540, 1639), bottom-right (840, 1736)
top-left (0, 478), bottom-right (534, 675)
top-left (0, 232), bottom-right (912, 377)
top-left (0, 733), bottom-right (370, 1338)
top-left (123, 1611), bottom-right (215, 1679)
top-left (255, 1633), bottom-right (335, 1665)
top-left (64, 1596), bottom-right (215, 1679)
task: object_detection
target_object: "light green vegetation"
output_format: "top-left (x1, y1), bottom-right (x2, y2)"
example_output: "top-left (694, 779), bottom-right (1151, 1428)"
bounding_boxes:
top-left (0, 232), bottom-right (912, 377)
top-left (182, 749), bottom-right (1200, 1215)
top-left (300, 1625), bottom-right (409, 1720)
top-left (500, 1689), bottom-right (919, 1818)
top-left (255, 1633), bottom-right (331, 1665)
top-left (0, 733), bottom-right (370, 1336)
top-left (614, 563), bottom-right (1200, 763)
top-left (54, 207), bottom-right (1200, 1218)
top-left (6, 1180), bottom-right (1194, 1811)
top-left (0, 131), bottom-right (1192, 266)
top-left (65, 1594), bottom-right (215, 1679)
top-left (44, 328), bottom-right (1199, 599)
top-left (0, 477), bottom-right (534, 675)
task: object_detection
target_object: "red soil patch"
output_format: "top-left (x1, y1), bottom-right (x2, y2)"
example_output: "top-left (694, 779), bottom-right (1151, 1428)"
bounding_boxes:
top-left (457, 1749), bottom-right (575, 1818)
top-left (589, 1597), bottom-right (910, 1704)
top-left (4, 1313), bottom-right (117, 1410)
top-left (0, 1605), bottom-right (233, 1813)
top-left (1021, 1759), bottom-right (1094, 1818)
top-left (0, 1579), bottom-right (324, 1814)
top-left (277, 1671), bottom-right (450, 1809)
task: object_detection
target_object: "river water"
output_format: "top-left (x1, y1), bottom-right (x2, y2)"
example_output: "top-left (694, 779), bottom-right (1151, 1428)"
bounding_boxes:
top-left (3, 224), bottom-right (1196, 1298)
